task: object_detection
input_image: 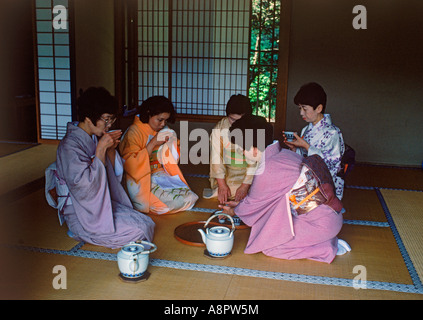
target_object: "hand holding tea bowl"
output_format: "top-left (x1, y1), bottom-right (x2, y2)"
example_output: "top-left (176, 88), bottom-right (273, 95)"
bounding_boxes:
top-left (218, 200), bottom-right (239, 217)
top-left (283, 131), bottom-right (309, 152)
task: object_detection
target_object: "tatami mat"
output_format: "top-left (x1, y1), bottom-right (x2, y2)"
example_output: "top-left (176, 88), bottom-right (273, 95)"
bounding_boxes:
top-left (345, 164), bottom-right (423, 191)
top-left (342, 188), bottom-right (387, 222)
top-left (1, 247), bottom-right (421, 300)
top-left (0, 142), bottom-right (38, 158)
top-left (0, 144), bottom-right (57, 195)
top-left (0, 188), bottom-right (79, 251)
top-left (78, 213), bottom-right (412, 285)
top-left (380, 189), bottom-right (423, 285)
top-left (1, 145), bottom-right (423, 300)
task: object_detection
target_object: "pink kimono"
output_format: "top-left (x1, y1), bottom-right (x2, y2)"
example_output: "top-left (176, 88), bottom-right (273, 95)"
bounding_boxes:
top-left (234, 142), bottom-right (344, 263)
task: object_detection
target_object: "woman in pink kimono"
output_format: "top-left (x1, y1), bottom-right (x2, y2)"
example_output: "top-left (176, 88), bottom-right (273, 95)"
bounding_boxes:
top-left (55, 87), bottom-right (155, 249)
top-left (219, 115), bottom-right (351, 263)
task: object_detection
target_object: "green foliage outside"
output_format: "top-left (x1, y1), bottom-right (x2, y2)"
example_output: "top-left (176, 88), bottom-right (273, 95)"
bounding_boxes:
top-left (249, 0), bottom-right (281, 122)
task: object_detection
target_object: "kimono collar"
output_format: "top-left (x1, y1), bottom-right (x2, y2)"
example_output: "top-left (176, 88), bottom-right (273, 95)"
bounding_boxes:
top-left (314, 113), bottom-right (332, 127)
top-left (306, 114), bottom-right (333, 133)
top-left (254, 140), bottom-right (281, 176)
top-left (66, 122), bottom-right (98, 154)
top-left (133, 116), bottom-right (156, 136)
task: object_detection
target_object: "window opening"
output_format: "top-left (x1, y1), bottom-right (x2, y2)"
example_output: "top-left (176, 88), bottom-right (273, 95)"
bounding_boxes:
top-left (34, 0), bottom-right (74, 140)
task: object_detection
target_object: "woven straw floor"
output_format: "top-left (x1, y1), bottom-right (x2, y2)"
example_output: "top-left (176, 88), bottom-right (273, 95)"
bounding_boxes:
top-left (0, 142), bottom-right (38, 158)
top-left (380, 189), bottom-right (423, 283)
top-left (0, 144), bottom-right (422, 300)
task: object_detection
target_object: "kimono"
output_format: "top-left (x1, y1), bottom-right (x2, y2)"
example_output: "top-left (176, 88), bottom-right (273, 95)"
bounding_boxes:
top-left (119, 117), bottom-right (198, 214)
top-left (205, 117), bottom-right (257, 199)
top-left (296, 114), bottom-right (345, 199)
top-left (234, 142), bottom-right (344, 264)
top-left (55, 122), bottom-right (155, 249)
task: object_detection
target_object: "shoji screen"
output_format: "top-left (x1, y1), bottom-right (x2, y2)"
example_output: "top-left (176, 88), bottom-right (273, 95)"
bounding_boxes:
top-left (34, 0), bottom-right (73, 140)
top-left (137, 0), bottom-right (250, 116)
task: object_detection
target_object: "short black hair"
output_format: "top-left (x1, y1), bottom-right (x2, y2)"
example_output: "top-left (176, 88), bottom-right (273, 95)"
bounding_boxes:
top-left (137, 96), bottom-right (176, 124)
top-left (229, 114), bottom-right (274, 152)
top-left (77, 87), bottom-right (118, 123)
top-left (226, 94), bottom-right (253, 116)
top-left (294, 82), bottom-right (327, 113)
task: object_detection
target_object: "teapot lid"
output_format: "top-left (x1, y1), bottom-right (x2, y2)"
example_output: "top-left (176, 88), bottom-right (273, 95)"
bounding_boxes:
top-left (122, 244), bottom-right (144, 255)
top-left (209, 226), bottom-right (231, 238)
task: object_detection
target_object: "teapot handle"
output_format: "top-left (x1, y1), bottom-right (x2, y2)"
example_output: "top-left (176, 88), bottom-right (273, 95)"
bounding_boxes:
top-left (204, 210), bottom-right (235, 235)
top-left (135, 240), bottom-right (157, 255)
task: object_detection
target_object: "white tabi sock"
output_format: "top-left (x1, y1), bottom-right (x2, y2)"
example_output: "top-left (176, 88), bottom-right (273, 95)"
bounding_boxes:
top-left (336, 239), bottom-right (351, 256)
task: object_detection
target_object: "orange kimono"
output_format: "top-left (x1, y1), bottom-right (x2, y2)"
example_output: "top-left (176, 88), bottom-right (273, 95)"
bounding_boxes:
top-left (119, 117), bottom-right (198, 214)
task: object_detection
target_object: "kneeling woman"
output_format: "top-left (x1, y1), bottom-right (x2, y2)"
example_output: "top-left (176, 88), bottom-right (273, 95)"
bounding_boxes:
top-left (56, 87), bottom-right (155, 249)
top-left (219, 115), bottom-right (350, 263)
top-left (119, 96), bottom-right (198, 215)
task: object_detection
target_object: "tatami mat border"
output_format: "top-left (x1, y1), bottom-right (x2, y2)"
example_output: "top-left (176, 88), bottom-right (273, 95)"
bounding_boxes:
top-left (3, 170), bottom-right (422, 296)
top-left (8, 185), bottom-right (423, 296)
top-left (9, 241), bottom-right (423, 295)
top-left (375, 189), bottom-right (423, 292)
top-left (354, 163), bottom-right (422, 170)
top-left (185, 207), bottom-right (390, 228)
top-left (347, 185), bottom-right (423, 193)
top-left (184, 173), bottom-right (423, 193)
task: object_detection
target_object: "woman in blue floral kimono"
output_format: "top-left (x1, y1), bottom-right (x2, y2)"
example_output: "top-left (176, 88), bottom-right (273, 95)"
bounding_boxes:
top-left (284, 82), bottom-right (345, 199)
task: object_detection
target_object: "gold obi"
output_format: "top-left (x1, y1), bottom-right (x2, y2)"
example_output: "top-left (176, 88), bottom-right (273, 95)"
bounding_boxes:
top-left (289, 168), bottom-right (326, 215)
top-left (150, 149), bottom-right (163, 174)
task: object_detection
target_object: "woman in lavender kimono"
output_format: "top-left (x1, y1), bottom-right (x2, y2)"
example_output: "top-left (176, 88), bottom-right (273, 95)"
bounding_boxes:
top-left (284, 83), bottom-right (345, 199)
top-left (56, 87), bottom-right (155, 249)
top-left (219, 114), bottom-right (351, 263)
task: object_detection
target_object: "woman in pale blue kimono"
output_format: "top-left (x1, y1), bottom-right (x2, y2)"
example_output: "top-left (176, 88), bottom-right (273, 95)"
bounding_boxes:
top-left (284, 82), bottom-right (345, 199)
top-left (55, 87), bottom-right (155, 248)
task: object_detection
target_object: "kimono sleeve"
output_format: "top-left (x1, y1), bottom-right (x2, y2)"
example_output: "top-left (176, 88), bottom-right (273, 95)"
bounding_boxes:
top-left (57, 141), bottom-right (115, 234)
top-left (307, 128), bottom-right (343, 176)
top-left (209, 124), bottom-right (226, 180)
top-left (119, 126), bottom-right (151, 182)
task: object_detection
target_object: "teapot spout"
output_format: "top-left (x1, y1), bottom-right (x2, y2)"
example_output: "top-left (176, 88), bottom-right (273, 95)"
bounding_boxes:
top-left (198, 229), bottom-right (207, 245)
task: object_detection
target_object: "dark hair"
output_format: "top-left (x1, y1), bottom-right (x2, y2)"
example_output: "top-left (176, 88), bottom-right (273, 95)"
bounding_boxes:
top-left (77, 87), bottom-right (118, 123)
top-left (137, 96), bottom-right (176, 124)
top-left (229, 114), bottom-right (274, 152)
top-left (294, 82), bottom-right (327, 113)
top-left (226, 94), bottom-right (253, 116)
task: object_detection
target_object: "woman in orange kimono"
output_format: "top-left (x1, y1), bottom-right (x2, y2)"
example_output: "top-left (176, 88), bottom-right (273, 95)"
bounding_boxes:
top-left (119, 96), bottom-right (198, 215)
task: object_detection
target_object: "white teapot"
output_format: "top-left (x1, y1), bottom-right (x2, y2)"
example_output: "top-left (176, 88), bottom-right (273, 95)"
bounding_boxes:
top-left (198, 211), bottom-right (235, 257)
top-left (117, 241), bottom-right (157, 280)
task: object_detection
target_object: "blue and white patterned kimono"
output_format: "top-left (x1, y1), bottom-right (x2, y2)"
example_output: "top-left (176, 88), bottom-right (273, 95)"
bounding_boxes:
top-left (296, 114), bottom-right (345, 199)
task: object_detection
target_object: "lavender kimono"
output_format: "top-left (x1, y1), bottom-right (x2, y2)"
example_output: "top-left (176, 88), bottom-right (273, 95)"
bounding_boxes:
top-left (234, 142), bottom-right (343, 264)
top-left (56, 123), bottom-right (155, 249)
top-left (296, 114), bottom-right (345, 199)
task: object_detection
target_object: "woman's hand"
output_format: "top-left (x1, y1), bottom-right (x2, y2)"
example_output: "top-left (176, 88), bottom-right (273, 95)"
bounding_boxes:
top-left (98, 130), bottom-right (120, 149)
top-left (216, 178), bottom-right (231, 204)
top-left (106, 130), bottom-right (122, 150)
top-left (218, 200), bottom-right (239, 216)
top-left (234, 183), bottom-right (250, 202)
top-left (284, 132), bottom-right (309, 151)
top-left (96, 130), bottom-right (122, 165)
top-left (146, 132), bottom-right (170, 155)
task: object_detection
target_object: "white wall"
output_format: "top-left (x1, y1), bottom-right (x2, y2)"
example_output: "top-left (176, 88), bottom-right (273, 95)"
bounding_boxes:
top-left (286, 0), bottom-right (423, 166)
top-left (74, 0), bottom-right (115, 94)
